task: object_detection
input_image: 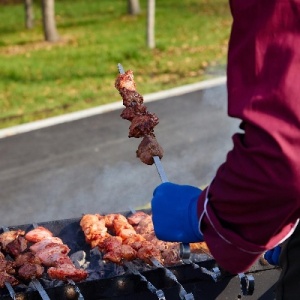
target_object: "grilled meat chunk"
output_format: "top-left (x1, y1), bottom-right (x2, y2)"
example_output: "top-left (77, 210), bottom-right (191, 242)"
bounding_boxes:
top-left (189, 242), bottom-right (211, 254)
top-left (5, 236), bottom-right (28, 257)
top-left (30, 237), bottom-right (63, 253)
top-left (103, 244), bottom-right (136, 264)
top-left (115, 69), bottom-right (136, 91)
top-left (14, 252), bottom-right (42, 267)
top-left (0, 252), bottom-right (19, 288)
top-left (120, 104), bottom-right (147, 121)
top-left (136, 135), bottom-right (164, 165)
top-left (36, 243), bottom-right (71, 267)
top-left (0, 230), bottom-right (25, 249)
top-left (18, 263), bottom-right (44, 281)
top-left (129, 114), bottom-right (159, 138)
top-left (135, 215), bottom-right (154, 235)
top-left (119, 89), bottom-right (144, 107)
top-left (48, 263), bottom-right (88, 282)
top-left (25, 226), bottom-right (53, 243)
top-left (80, 214), bottom-right (109, 248)
top-left (0, 253), bottom-right (16, 275)
top-left (127, 211), bottom-right (149, 226)
top-left (27, 227), bottom-right (88, 282)
top-left (99, 236), bottom-right (122, 252)
top-left (0, 272), bottom-right (19, 288)
top-left (136, 240), bottom-right (162, 264)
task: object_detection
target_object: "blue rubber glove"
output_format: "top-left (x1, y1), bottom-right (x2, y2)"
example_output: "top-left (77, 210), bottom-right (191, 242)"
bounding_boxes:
top-left (151, 182), bottom-right (204, 243)
top-left (264, 246), bottom-right (281, 266)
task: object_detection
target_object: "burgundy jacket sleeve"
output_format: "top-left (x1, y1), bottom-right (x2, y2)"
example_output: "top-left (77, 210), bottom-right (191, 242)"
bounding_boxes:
top-left (197, 0), bottom-right (300, 274)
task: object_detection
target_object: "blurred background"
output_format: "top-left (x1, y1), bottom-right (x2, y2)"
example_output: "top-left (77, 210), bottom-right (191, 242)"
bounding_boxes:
top-left (0, 0), bottom-right (231, 129)
top-left (0, 0), bottom-right (236, 226)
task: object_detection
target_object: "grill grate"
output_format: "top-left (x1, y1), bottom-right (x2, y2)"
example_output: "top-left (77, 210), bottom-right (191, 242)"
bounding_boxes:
top-left (0, 210), bottom-right (273, 300)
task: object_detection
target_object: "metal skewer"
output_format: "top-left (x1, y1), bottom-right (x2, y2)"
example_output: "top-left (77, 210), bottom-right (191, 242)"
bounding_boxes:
top-left (0, 227), bottom-right (19, 300)
top-left (67, 279), bottom-right (85, 300)
top-left (31, 279), bottom-right (50, 300)
top-left (124, 261), bottom-right (166, 300)
top-left (127, 207), bottom-right (193, 299)
top-left (150, 258), bottom-right (194, 300)
top-left (1, 226), bottom-right (50, 300)
top-left (153, 156), bottom-right (168, 182)
top-left (4, 281), bottom-right (16, 300)
top-left (23, 223), bottom-right (51, 300)
top-left (31, 223), bottom-right (85, 299)
top-left (117, 63), bottom-right (125, 75)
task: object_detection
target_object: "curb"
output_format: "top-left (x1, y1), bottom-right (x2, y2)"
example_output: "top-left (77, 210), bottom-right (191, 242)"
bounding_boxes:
top-left (0, 76), bottom-right (226, 139)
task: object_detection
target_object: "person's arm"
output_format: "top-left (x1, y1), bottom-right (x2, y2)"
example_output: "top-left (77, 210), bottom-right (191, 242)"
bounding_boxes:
top-left (196, 0), bottom-right (300, 273)
top-left (152, 0), bottom-right (300, 274)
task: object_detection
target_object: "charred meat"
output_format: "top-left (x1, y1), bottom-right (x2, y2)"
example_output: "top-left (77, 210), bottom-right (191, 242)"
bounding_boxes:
top-left (0, 230), bottom-right (25, 249)
top-left (25, 226), bottom-right (88, 282)
top-left (136, 135), bottom-right (164, 165)
top-left (18, 263), bottom-right (44, 281)
top-left (115, 69), bottom-right (163, 165)
top-left (0, 225), bottom-right (88, 285)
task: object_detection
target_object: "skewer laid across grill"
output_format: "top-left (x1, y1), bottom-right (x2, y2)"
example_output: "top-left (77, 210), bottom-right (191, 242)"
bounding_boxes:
top-left (124, 261), bottom-right (166, 300)
top-left (127, 207), bottom-right (188, 299)
top-left (31, 223), bottom-right (85, 300)
top-left (67, 279), bottom-right (84, 300)
top-left (127, 207), bottom-right (192, 299)
top-left (31, 279), bottom-right (50, 300)
top-left (1, 226), bottom-right (17, 300)
top-left (150, 258), bottom-right (194, 300)
top-left (1, 226), bottom-right (50, 300)
top-left (4, 281), bottom-right (16, 300)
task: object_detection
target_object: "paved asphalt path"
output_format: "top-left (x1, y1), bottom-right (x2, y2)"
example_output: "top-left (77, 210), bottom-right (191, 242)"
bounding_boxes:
top-left (0, 83), bottom-right (239, 226)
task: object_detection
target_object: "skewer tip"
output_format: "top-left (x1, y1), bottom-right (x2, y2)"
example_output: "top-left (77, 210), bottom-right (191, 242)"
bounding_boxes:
top-left (117, 63), bottom-right (125, 74)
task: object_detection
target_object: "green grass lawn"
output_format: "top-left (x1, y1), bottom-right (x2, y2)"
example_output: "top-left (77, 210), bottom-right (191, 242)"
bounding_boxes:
top-left (0, 0), bottom-right (232, 129)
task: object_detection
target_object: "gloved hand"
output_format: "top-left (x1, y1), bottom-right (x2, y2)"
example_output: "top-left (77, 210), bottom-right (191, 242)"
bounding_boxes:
top-left (264, 245), bottom-right (281, 266)
top-left (151, 182), bottom-right (204, 243)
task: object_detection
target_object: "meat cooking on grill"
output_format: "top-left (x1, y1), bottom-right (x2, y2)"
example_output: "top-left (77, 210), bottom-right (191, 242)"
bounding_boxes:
top-left (115, 69), bottom-right (164, 165)
top-left (80, 212), bottom-right (210, 266)
top-left (81, 213), bottom-right (162, 264)
top-left (0, 226), bottom-right (88, 285)
top-left (18, 262), bottom-right (44, 281)
top-left (0, 252), bottom-right (19, 288)
top-left (0, 213), bottom-right (216, 299)
top-left (80, 214), bottom-right (140, 264)
top-left (0, 229), bottom-right (25, 250)
top-left (0, 229), bottom-right (43, 285)
top-left (25, 226), bottom-right (53, 242)
top-left (25, 226), bottom-right (88, 282)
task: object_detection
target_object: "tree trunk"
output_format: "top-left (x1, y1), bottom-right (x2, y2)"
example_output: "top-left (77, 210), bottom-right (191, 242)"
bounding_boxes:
top-left (24, 0), bottom-right (34, 29)
top-left (41, 0), bottom-right (59, 42)
top-left (127, 0), bottom-right (140, 15)
top-left (146, 0), bottom-right (155, 49)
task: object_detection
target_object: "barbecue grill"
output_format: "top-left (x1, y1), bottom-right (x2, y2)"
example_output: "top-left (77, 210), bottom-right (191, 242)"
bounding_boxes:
top-left (0, 209), bottom-right (280, 300)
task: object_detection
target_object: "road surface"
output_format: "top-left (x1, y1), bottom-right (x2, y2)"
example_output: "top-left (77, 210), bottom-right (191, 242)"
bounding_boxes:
top-left (0, 82), bottom-right (238, 226)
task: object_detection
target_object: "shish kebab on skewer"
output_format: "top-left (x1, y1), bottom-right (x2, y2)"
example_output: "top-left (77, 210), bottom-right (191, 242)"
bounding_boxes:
top-left (115, 63), bottom-right (165, 174)
top-left (115, 64), bottom-right (191, 259)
